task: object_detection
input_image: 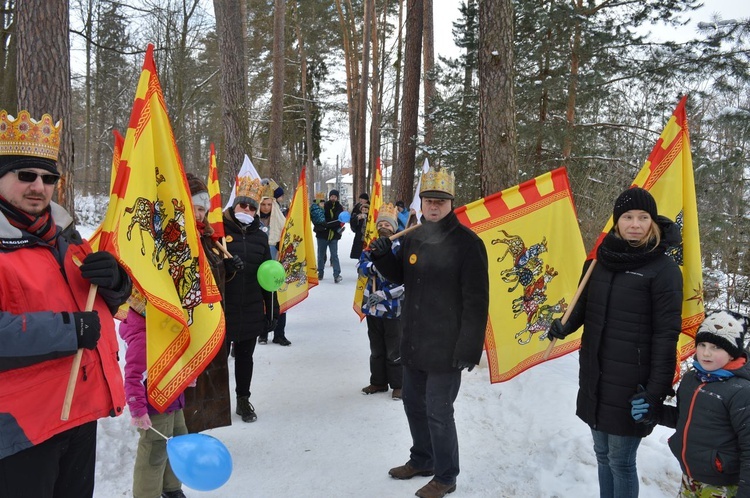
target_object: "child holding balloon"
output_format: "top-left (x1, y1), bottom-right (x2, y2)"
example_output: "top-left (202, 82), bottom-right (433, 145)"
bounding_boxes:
top-left (120, 292), bottom-right (192, 498)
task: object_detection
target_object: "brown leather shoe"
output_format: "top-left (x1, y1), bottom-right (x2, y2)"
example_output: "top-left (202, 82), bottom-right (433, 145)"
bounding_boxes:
top-left (392, 388), bottom-right (402, 400)
top-left (388, 462), bottom-right (434, 480)
top-left (415, 479), bottom-right (457, 498)
top-left (361, 384), bottom-right (388, 395)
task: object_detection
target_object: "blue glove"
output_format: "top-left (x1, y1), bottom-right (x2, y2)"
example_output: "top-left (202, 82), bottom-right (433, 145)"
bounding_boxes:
top-left (630, 397), bottom-right (650, 422)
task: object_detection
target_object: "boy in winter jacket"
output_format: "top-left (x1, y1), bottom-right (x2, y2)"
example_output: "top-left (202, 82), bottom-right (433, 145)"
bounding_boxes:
top-left (636, 310), bottom-right (750, 498)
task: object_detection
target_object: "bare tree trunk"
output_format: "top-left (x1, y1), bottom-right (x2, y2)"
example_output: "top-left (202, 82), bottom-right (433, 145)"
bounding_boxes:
top-left (268, 0), bottom-right (286, 180)
top-left (562, 0), bottom-right (582, 162)
top-left (535, 21), bottom-right (552, 166)
top-left (368, 0), bottom-right (381, 190)
top-left (16, 0), bottom-right (74, 215)
top-left (214, 0), bottom-right (249, 180)
top-left (478, 0), bottom-right (517, 195)
top-left (391, 0), bottom-right (403, 190)
top-left (334, 0), bottom-right (361, 182)
top-left (1, 0), bottom-right (18, 115)
top-left (422, 0), bottom-right (435, 151)
top-left (83, 0), bottom-right (93, 195)
top-left (393, 0), bottom-right (422, 204)
top-left (354, 0), bottom-right (372, 199)
top-left (292, 1), bottom-right (315, 200)
top-left (461, 0), bottom-right (476, 109)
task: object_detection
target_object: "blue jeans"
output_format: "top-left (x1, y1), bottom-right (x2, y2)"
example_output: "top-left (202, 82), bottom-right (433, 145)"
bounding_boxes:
top-left (316, 237), bottom-right (340, 278)
top-left (591, 429), bottom-right (642, 498)
top-left (402, 366), bottom-right (462, 485)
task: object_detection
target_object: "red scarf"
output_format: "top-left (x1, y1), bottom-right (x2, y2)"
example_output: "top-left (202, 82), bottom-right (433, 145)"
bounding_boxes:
top-left (0, 194), bottom-right (59, 246)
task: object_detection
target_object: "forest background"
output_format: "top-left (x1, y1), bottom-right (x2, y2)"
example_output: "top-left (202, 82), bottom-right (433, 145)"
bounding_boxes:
top-left (1, 0), bottom-right (750, 309)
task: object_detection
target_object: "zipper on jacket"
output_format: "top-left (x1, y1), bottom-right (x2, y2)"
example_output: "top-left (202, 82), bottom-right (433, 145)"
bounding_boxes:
top-left (82, 365), bottom-right (88, 382)
top-left (681, 382), bottom-right (706, 478)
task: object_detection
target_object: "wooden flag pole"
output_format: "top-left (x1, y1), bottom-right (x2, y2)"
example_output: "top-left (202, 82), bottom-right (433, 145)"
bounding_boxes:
top-left (61, 284), bottom-right (98, 420)
top-left (215, 238), bottom-right (233, 259)
top-left (389, 223), bottom-right (420, 241)
top-left (542, 260), bottom-right (597, 361)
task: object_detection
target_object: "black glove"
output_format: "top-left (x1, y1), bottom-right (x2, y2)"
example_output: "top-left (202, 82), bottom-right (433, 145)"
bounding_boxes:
top-left (80, 251), bottom-right (122, 290)
top-left (547, 318), bottom-right (570, 341)
top-left (224, 255), bottom-right (245, 273)
top-left (629, 386), bottom-right (661, 425)
top-left (453, 359), bottom-right (475, 372)
top-left (71, 311), bottom-right (101, 350)
top-left (265, 317), bottom-right (278, 333)
top-left (370, 237), bottom-right (392, 258)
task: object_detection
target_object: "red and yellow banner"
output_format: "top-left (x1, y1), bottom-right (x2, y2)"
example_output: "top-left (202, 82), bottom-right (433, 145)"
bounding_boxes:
top-left (353, 158), bottom-right (383, 320)
top-left (207, 143), bottom-right (225, 241)
top-left (277, 167), bottom-right (318, 313)
top-left (88, 130), bottom-right (124, 253)
top-left (589, 96), bottom-right (703, 364)
top-left (99, 44), bottom-right (225, 412)
top-left (455, 168), bottom-right (586, 382)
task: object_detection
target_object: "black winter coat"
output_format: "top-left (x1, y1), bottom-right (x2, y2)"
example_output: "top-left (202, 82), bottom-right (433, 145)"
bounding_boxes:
top-left (222, 210), bottom-right (277, 342)
top-left (373, 211), bottom-right (489, 371)
top-left (317, 200), bottom-right (344, 241)
top-left (563, 222), bottom-right (683, 438)
top-left (661, 357), bottom-right (750, 494)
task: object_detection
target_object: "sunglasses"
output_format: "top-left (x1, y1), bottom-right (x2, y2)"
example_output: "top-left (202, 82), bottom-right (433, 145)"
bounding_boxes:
top-left (238, 202), bottom-right (257, 210)
top-left (14, 170), bottom-right (61, 185)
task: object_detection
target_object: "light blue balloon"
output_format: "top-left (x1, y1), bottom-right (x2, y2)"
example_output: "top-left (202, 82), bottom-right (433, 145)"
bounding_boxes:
top-left (338, 211), bottom-right (351, 223)
top-left (166, 433), bottom-right (232, 491)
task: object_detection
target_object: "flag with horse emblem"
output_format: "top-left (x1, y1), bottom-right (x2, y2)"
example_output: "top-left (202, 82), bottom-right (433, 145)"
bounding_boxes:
top-left (454, 167), bottom-right (586, 382)
top-left (588, 95), bottom-right (704, 366)
top-left (277, 167), bottom-right (318, 312)
top-left (353, 158), bottom-right (383, 320)
top-left (99, 44), bottom-right (225, 412)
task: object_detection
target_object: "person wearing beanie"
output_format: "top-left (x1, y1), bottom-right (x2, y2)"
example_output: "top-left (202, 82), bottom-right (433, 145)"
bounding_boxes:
top-left (369, 167), bottom-right (489, 498)
top-left (222, 178), bottom-right (279, 423)
top-left (648, 310), bottom-right (750, 497)
top-left (181, 173), bottom-right (233, 435)
top-left (350, 192), bottom-right (371, 259)
top-left (357, 204), bottom-right (404, 399)
top-left (0, 110), bottom-right (132, 497)
top-left (317, 189), bottom-right (344, 282)
top-left (546, 186), bottom-right (683, 498)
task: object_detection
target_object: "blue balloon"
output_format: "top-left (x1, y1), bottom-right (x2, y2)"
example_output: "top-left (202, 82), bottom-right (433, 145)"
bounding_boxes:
top-left (338, 211), bottom-right (351, 223)
top-left (166, 433), bottom-right (232, 491)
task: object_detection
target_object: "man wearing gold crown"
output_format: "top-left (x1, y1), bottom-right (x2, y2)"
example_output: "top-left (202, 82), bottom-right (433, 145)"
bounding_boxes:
top-left (0, 110), bottom-right (132, 497)
top-left (222, 176), bottom-right (279, 422)
top-left (370, 167), bottom-right (489, 498)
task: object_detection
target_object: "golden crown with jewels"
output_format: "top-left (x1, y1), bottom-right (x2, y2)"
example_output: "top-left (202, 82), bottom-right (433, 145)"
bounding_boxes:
top-left (420, 166), bottom-right (455, 199)
top-left (236, 176), bottom-right (263, 203)
top-left (261, 178), bottom-right (280, 198)
top-left (0, 110), bottom-right (62, 161)
top-left (314, 191), bottom-right (326, 201)
top-left (377, 203), bottom-right (399, 230)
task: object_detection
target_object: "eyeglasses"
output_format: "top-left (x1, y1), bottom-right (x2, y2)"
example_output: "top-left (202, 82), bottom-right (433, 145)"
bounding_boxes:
top-left (238, 202), bottom-right (257, 211)
top-left (14, 170), bottom-right (61, 185)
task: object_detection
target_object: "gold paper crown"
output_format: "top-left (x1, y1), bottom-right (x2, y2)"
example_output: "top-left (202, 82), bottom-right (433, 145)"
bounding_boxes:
top-left (236, 177), bottom-right (263, 203)
top-left (261, 178), bottom-right (280, 198)
top-left (314, 191), bottom-right (326, 201)
top-left (420, 167), bottom-right (455, 198)
top-left (377, 203), bottom-right (399, 229)
top-left (0, 110), bottom-right (62, 161)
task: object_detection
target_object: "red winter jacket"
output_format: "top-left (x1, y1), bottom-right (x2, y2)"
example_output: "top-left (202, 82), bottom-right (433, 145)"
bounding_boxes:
top-left (0, 204), bottom-right (127, 459)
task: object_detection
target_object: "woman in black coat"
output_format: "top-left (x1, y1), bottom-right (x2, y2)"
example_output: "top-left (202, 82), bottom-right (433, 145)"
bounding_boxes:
top-left (548, 187), bottom-right (683, 498)
top-left (223, 198), bottom-right (278, 423)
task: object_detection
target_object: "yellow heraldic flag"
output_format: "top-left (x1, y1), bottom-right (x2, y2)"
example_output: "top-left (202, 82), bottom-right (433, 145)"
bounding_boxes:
top-left (277, 167), bottom-right (318, 313)
top-left (454, 168), bottom-right (586, 382)
top-left (206, 143), bottom-right (225, 241)
top-left (98, 44), bottom-right (225, 412)
top-left (353, 158), bottom-right (384, 320)
top-left (87, 130), bottom-right (124, 253)
top-left (589, 95), bottom-right (704, 364)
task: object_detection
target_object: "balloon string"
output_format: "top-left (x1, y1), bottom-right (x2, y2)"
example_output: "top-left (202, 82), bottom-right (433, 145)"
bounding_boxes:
top-left (150, 426), bottom-right (170, 441)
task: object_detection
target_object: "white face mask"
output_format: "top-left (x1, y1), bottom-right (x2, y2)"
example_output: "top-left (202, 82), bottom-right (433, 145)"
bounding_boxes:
top-left (235, 212), bottom-right (254, 225)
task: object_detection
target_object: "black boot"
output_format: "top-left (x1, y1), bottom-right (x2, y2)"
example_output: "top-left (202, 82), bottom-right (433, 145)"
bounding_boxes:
top-left (236, 396), bottom-right (257, 422)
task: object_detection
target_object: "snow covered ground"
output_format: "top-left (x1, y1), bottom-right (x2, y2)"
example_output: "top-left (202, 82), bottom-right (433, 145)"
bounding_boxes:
top-left (90, 227), bottom-right (683, 498)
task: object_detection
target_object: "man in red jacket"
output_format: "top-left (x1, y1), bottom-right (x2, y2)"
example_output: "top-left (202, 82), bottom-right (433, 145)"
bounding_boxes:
top-left (0, 110), bottom-right (131, 498)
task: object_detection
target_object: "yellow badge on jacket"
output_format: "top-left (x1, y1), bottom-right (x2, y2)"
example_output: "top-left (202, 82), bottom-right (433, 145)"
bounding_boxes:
top-left (225, 235), bottom-right (234, 243)
top-left (409, 254), bottom-right (417, 265)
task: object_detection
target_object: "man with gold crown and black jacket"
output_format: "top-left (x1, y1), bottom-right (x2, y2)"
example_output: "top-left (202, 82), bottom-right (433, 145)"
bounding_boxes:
top-left (370, 166), bottom-right (489, 498)
top-left (0, 110), bottom-right (132, 497)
